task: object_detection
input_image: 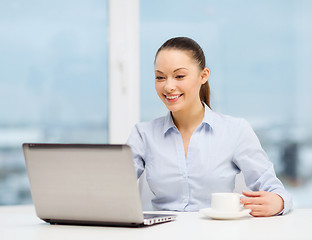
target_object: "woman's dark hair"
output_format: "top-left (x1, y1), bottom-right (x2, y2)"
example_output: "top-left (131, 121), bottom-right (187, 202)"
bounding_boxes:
top-left (155, 37), bottom-right (211, 108)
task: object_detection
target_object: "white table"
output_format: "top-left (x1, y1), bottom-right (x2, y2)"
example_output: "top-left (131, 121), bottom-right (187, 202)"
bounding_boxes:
top-left (0, 205), bottom-right (311, 240)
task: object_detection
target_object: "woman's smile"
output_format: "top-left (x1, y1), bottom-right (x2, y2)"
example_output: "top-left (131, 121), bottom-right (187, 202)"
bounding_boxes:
top-left (164, 93), bottom-right (184, 102)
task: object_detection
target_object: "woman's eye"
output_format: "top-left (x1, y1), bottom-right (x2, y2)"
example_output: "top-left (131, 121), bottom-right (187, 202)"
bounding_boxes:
top-left (155, 76), bottom-right (165, 80)
top-left (176, 75), bottom-right (185, 79)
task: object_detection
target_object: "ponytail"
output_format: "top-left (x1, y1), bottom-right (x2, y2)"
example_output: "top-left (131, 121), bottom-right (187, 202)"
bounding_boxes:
top-left (200, 81), bottom-right (211, 109)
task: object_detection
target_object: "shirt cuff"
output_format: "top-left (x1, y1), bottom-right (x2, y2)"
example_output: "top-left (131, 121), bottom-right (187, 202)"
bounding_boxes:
top-left (274, 191), bottom-right (293, 215)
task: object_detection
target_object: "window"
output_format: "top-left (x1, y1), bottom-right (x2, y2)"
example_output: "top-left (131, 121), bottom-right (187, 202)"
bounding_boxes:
top-left (0, 0), bottom-right (108, 205)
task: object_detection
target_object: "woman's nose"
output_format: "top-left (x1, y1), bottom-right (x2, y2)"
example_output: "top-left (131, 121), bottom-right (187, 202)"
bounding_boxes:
top-left (164, 78), bottom-right (176, 92)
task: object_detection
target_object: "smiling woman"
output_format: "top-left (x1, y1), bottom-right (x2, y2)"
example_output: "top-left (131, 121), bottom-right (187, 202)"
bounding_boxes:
top-left (127, 37), bottom-right (292, 217)
top-left (154, 37), bottom-right (211, 110)
top-left (153, 40), bottom-right (210, 156)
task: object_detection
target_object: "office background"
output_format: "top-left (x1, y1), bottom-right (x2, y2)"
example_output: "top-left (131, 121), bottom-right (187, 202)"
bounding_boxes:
top-left (0, 0), bottom-right (311, 208)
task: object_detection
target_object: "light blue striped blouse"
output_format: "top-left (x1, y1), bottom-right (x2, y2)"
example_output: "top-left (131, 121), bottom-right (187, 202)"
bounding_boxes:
top-left (127, 103), bottom-right (292, 213)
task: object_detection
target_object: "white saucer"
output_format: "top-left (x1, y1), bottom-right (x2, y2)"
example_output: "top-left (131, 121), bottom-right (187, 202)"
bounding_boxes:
top-left (200, 208), bottom-right (251, 220)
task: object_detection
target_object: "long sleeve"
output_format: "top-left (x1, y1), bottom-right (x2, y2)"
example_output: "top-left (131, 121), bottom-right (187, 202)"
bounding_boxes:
top-left (233, 119), bottom-right (293, 214)
top-left (126, 124), bottom-right (145, 179)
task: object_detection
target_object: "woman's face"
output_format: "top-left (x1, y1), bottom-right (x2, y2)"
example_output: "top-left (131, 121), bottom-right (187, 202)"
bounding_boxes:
top-left (154, 49), bottom-right (208, 114)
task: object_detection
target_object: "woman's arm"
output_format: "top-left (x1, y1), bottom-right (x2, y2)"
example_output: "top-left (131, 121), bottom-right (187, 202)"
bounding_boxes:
top-left (126, 124), bottom-right (146, 179)
top-left (233, 119), bottom-right (293, 216)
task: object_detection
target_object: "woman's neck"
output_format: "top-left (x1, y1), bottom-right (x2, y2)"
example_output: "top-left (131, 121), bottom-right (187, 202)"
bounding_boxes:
top-left (172, 101), bottom-right (205, 132)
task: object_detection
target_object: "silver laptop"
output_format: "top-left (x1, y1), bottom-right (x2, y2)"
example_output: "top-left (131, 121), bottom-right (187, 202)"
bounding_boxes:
top-left (23, 143), bottom-right (176, 227)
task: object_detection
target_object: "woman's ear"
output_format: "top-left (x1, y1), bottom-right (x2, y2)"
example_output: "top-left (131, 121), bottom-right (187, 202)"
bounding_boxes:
top-left (200, 67), bottom-right (209, 84)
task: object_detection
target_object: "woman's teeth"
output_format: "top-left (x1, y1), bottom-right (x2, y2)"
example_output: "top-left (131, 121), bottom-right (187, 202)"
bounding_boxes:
top-left (166, 94), bottom-right (182, 99)
top-left (167, 96), bottom-right (178, 99)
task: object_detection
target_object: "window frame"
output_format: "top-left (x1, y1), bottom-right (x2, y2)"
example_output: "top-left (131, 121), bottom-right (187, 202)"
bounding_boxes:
top-left (108, 0), bottom-right (140, 143)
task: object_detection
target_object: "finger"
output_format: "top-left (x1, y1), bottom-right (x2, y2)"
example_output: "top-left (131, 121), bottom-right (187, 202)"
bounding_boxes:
top-left (242, 191), bottom-right (265, 197)
top-left (249, 210), bottom-right (265, 217)
top-left (241, 199), bottom-right (263, 206)
top-left (243, 204), bottom-right (263, 212)
top-left (241, 196), bottom-right (264, 205)
top-left (249, 207), bottom-right (272, 217)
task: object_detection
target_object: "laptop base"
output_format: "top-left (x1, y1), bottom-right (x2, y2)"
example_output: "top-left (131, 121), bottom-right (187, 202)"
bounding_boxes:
top-left (43, 213), bottom-right (176, 227)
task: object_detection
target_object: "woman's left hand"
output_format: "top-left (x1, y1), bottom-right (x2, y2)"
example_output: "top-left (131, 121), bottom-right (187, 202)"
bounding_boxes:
top-left (240, 190), bottom-right (284, 217)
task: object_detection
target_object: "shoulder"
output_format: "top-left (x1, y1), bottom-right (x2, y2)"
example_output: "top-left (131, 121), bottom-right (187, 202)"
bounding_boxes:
top-left (210, 111), bottom-right (260, 152)
top-left (127, 116), bottom-right (167, 147)
top-left (133, 115), bottom-right (167, 135)
top-left (211, 110), bottom-right (248, 130)
top-left (208, 110), bottom-right (256, 143)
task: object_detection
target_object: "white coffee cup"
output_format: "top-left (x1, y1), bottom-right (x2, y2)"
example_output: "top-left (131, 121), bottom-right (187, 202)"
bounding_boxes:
top-left (211, 193), bottom-right (243, 212)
